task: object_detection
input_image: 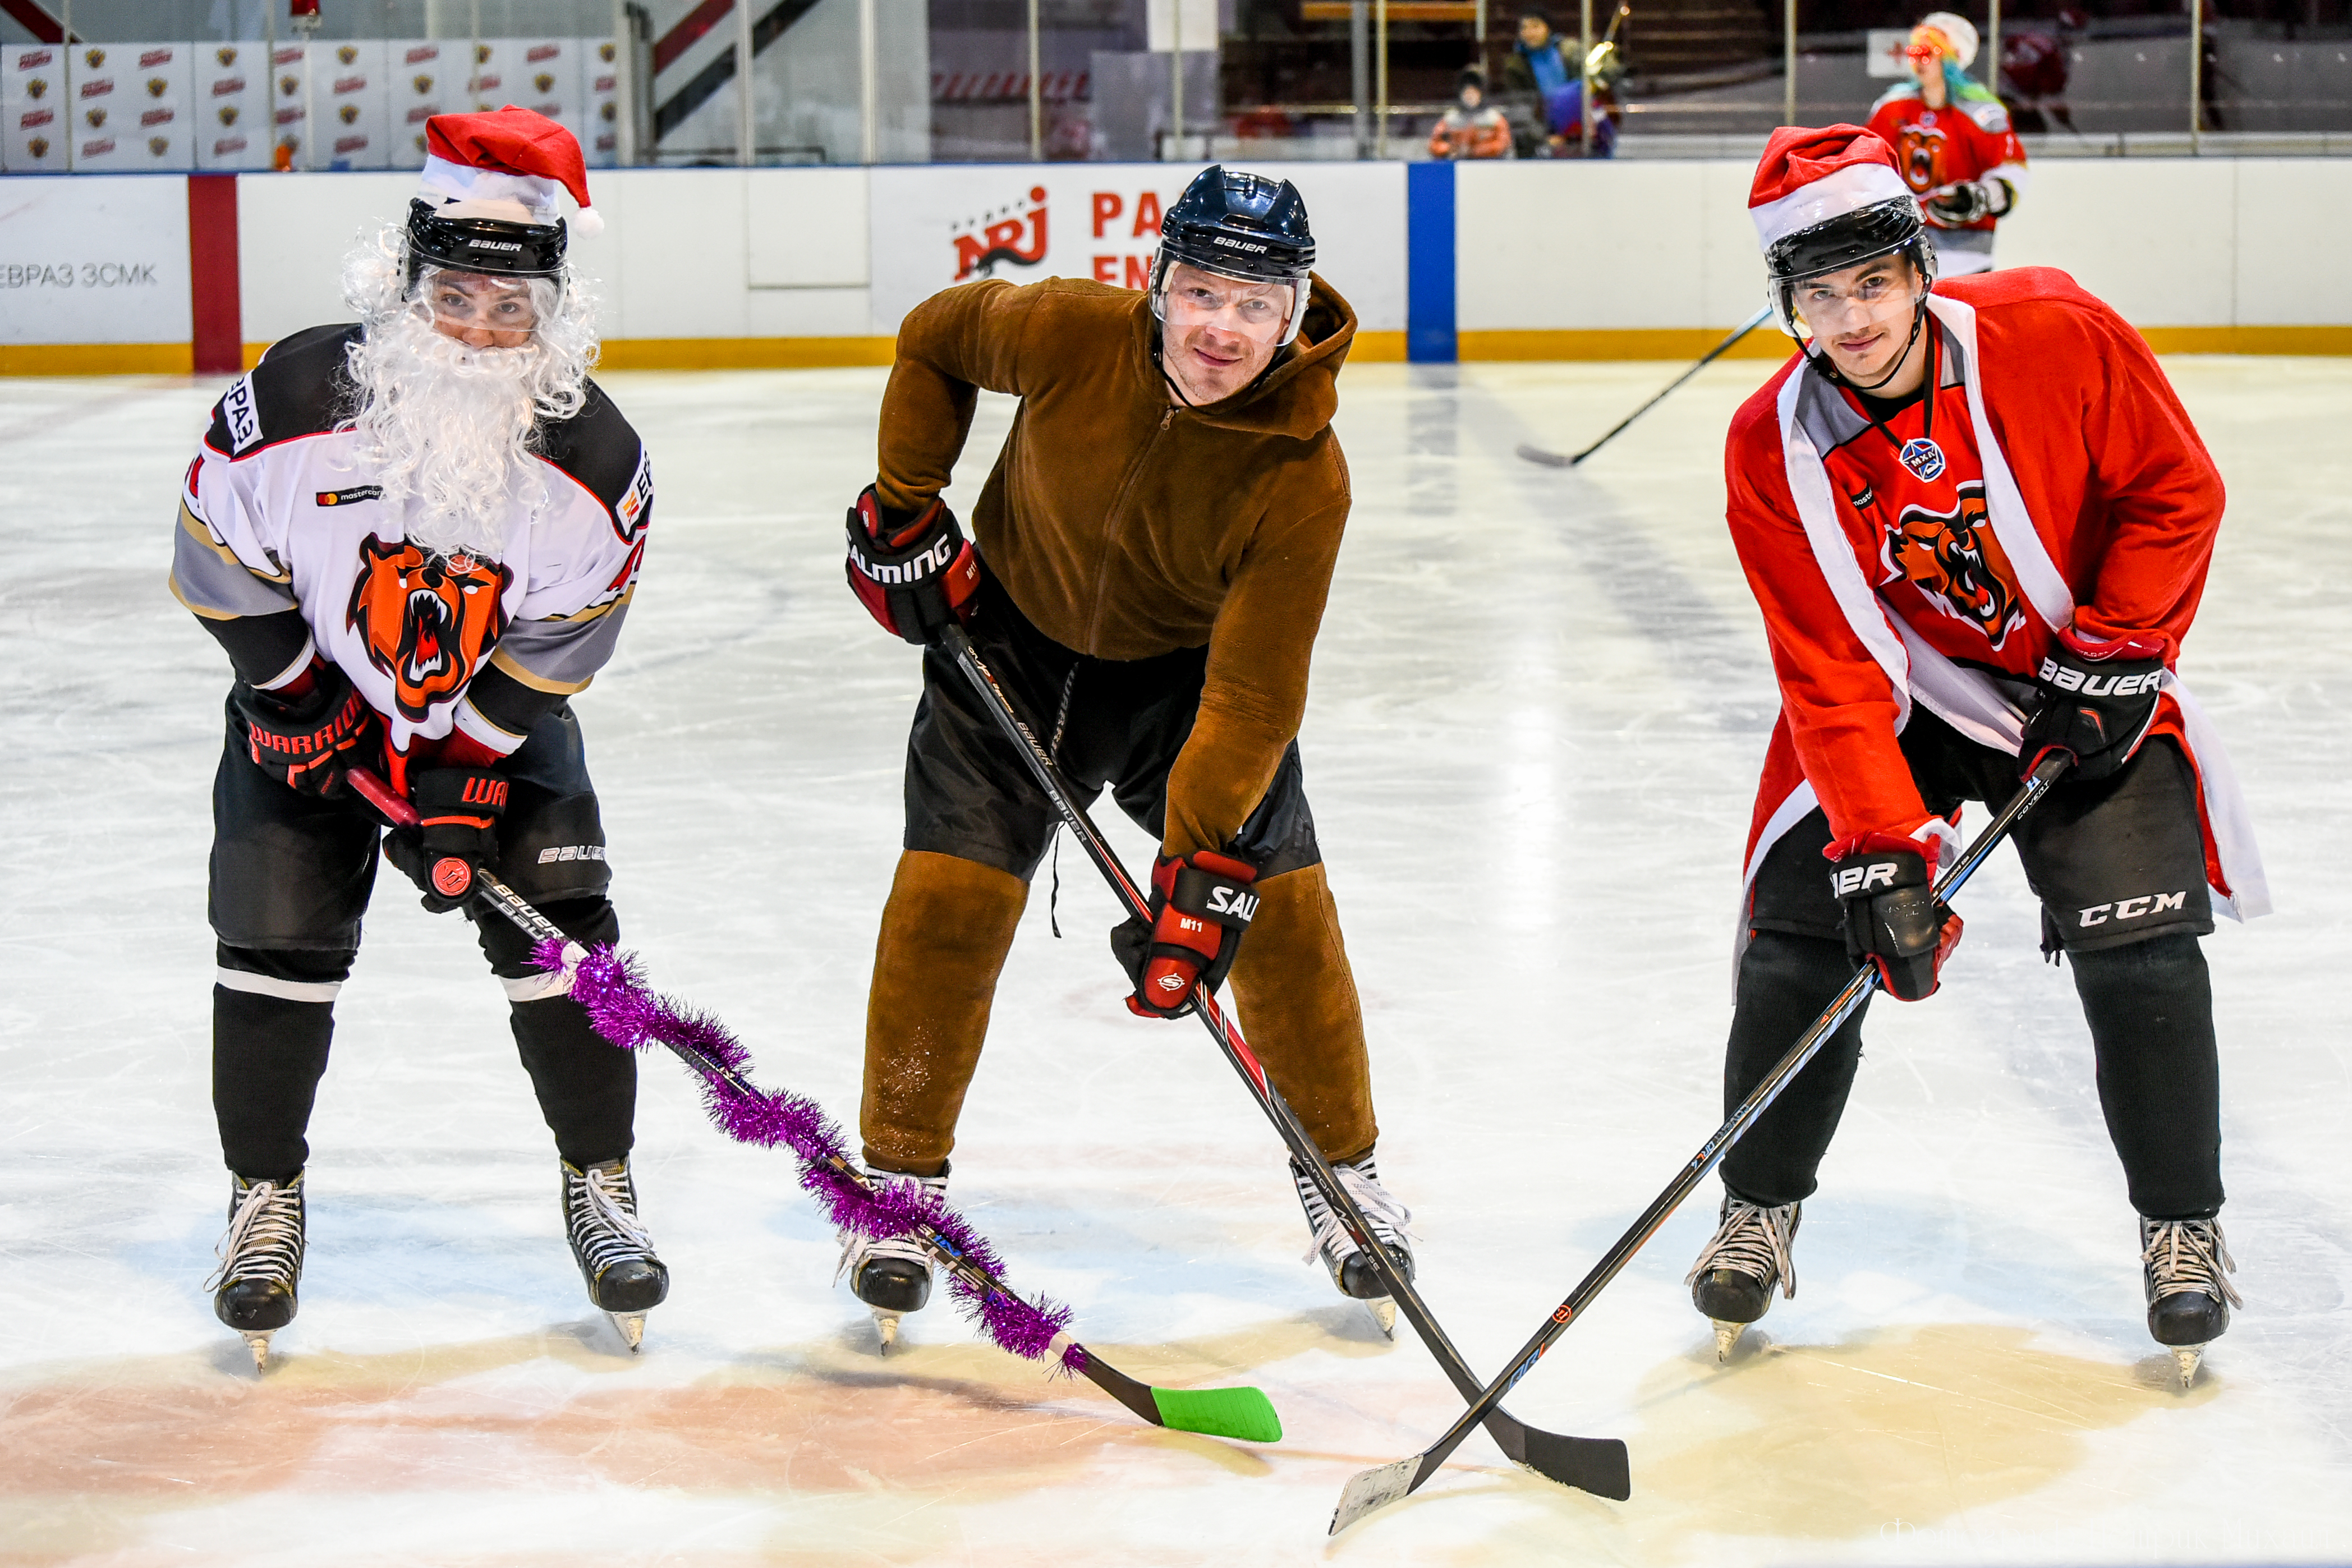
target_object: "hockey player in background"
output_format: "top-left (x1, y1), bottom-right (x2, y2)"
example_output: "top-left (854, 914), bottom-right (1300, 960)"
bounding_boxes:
top-left (1867, 12), bottom-right (2028, 276)
top-left (835, 166), bottom-right (1412, 1346)
top-left (1685, 126), bottom-right (2266, 1385)
top-left (171, 109), bottom-right (665, 1367)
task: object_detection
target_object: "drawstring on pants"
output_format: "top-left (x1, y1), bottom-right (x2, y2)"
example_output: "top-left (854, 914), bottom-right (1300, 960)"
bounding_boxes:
top-left (1045, 663), bottom-right (1080, 939)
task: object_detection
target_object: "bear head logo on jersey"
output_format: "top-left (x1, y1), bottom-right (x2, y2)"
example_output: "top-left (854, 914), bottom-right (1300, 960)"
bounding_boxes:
top-left (346, 536), bottom-right (513, 720)
top-left (1883, 485), bottom-right (2027, 650)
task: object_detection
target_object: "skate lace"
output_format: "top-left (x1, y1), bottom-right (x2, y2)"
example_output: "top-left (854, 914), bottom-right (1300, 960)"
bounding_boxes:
top-left (2141, 1217), bottom-right (2243, 1309)
top-left (834, 1171), bottom-right (946, 1283)
top-left (204, 1180), bottom-right (303, 1291)
top-left (1684, 1198), bottom-right (1799, 1301)
top-left (568, 1164), bottom-right (656, 1276)
top-left (1297, 1159), bottom-right (1414, 1270)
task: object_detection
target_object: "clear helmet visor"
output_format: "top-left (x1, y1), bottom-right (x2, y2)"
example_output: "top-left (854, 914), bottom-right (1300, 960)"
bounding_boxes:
top-left (1150, 254), bottom-right (1311, 348)
top-left (414, 264), bottom-right (543, 344)
top-left (1781, 257), bottom-right (1926, 340)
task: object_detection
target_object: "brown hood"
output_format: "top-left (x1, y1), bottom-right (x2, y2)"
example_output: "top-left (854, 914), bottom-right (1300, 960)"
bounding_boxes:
top-left (1133, 271), bottom-right (1357, 440)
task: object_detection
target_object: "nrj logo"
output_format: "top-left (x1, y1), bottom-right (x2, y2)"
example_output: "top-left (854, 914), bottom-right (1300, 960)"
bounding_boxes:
top-left (950, 185), bottom-right (1048, 282)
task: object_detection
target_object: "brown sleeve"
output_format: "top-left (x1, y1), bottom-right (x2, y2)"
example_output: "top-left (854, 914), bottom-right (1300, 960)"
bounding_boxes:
top-left (874, 279), bottom-right (1040, 515)
top-left (1163, 467), bottom-right (1350, 859)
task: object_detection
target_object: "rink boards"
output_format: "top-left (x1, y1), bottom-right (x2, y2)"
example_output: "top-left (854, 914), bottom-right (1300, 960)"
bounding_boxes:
top-left (2, 157), bottom-right (2351, 372)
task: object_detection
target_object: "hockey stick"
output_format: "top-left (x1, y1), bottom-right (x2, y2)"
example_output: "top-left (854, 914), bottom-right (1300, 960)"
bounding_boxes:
top-left (1329, 751), bottom-right (2073, 1534)
top-left (939, 623), bottom-right (1631, 1502)
top-left (1515, 304), bottom-right (1774, 468)
top-left (344, 765), bottom-right (1281, 1444)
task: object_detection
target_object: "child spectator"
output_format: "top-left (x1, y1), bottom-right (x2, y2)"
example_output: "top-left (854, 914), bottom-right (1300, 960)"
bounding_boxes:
top-left (1428, 70), bottom-right (1514, 159)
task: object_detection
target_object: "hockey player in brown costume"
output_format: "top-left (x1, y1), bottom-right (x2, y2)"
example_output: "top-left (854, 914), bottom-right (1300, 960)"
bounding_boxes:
top-left (837, 167), bottom-right (1409, 1346)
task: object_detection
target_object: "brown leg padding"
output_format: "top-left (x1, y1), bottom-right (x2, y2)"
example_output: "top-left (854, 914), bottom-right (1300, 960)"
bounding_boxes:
top-left (1225, 862), bottom-right (1379, 1164)
top-left (860, 850), bottom-right (1029, 1176)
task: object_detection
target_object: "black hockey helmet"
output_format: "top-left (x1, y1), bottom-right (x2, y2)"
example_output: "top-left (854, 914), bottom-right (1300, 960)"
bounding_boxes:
top-left (1763, 196), bottom-right (1935, 338)
top-left (405, 199), bottom-right (568, 289)
top-left (1151, 165), bottom-right (1317, 346)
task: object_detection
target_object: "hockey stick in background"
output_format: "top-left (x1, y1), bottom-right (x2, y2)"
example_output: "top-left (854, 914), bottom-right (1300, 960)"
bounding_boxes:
top-left (1329, 751), bottom-right (2073, 1534)
top-left (939, 623), bottom-right (1632, 1503)
top-left (344, 765), bottom-right (1282, 1443)
top-left (1515, 304), bottom-right (1774, 468)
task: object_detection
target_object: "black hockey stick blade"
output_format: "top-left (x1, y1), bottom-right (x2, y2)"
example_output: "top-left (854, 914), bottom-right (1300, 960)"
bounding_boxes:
top-left (1515, 442), bottom-right (1573, 468)
top-left (1518, 305), bottom-right (1775, 471)
top-left (1331, 756), bottom-right (2073, 1536)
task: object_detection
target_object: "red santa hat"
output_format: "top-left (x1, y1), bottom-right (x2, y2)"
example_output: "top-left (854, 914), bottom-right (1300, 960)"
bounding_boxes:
top-left (1747, 124), bottom-right (1913, 254)
top-left (419, 106), bottom-right (603, 237)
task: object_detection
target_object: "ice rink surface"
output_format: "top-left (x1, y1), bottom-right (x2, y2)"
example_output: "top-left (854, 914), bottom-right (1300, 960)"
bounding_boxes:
top-left (2, 350), bottom-right (2348, 1566)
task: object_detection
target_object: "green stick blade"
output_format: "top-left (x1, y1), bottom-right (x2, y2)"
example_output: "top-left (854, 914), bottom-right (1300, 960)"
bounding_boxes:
top-left (1149, 1384), bottom-right (1283, 1443)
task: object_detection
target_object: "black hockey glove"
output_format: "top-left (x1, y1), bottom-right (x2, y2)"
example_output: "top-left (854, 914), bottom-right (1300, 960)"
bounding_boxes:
top-left (383, 767), bottom-right (508, 914)
top-left (844, 484), bottom-right (982, 645)
top-left (1924, 178), bottom-right (2008, 226)
top-left (231, 660), bottom-right (375, 797)
top-left (1829, 833), bottom-right (1962, 1003)
top-left (1111, 850), bottom-right (1260, 1019)
top-left (2020, 626), bottom-right (2166, 783)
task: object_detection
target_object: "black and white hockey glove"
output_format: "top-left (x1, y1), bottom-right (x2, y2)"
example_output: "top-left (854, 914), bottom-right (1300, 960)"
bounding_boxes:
top-left (1827, 833), bottom-right (1961, 1003)
top-left (1924, 178), bottom-right (2011, 227)
top-left (845, 484), bottom-right (982, 645)
top-left (232, 660), bottom-right (374, 797)
top-left (383, 767), bottom-right (509, 914)
top-left (2019, 625), bottom-right (2166, 783)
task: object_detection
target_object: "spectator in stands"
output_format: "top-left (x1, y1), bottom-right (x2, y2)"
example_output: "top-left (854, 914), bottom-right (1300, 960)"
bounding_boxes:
top-left (1501, 10), bottom-right (1618, 158)
top-left (1428, 70), bottom-right (1514, 159)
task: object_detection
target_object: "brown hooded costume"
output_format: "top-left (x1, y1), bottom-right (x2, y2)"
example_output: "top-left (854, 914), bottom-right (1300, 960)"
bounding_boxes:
top-left (858, 272), bottom-right (1378, 1175)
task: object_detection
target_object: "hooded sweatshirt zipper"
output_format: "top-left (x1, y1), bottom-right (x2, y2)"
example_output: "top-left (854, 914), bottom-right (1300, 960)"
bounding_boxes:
top-left (1084, 403), bottom-right (1177, 652)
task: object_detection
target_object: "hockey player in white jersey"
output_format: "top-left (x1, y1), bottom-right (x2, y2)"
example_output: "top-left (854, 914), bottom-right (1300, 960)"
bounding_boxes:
top-left (170, 108), bottom-right (663, 1367)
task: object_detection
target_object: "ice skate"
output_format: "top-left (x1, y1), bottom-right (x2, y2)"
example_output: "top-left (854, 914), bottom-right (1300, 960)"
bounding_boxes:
top-left (2140, 1215), bottom-right (2239, 1387)
top-left (1292, 1153), bottom-right (1414, 1336)
top-left (563, 1157), bottom-right (669, 1351)
top-left (835, 1165), bottom-right (949, 1353)
top-left (207, 1172), bottom-right (306, 1370)
top-left (1685, 1195), bottom-right (1800, 1360)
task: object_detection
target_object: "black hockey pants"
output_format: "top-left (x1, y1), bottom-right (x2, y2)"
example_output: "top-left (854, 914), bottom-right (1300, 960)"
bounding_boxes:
top-left (1720, 715), bottom-right (2225, 1220)
top-left (208, 699), bottom-right (635, 1180)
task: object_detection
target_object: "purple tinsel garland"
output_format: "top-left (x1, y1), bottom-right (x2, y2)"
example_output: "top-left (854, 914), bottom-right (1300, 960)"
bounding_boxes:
top-left (534, 937), bottom-right (1082, 1374)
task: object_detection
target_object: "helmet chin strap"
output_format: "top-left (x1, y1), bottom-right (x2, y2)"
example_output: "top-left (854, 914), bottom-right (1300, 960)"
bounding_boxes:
top-left (1801, 292), bottom-right (1929, 394)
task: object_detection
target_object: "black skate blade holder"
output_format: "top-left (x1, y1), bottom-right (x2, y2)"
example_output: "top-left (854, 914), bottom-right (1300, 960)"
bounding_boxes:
top-left (938, 623), bottom-right (1630, 1504)
top-left (345, 765), bottom-right (1284, 1443)
top-left (1327, 753), bottom-right (2075, 1534)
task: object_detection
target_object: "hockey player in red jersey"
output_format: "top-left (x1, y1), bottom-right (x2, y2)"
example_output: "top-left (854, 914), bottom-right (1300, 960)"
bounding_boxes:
top-left (1683, 126), bottom-right (2266, 1385)
top-left (171, 109), bottom-right (665, 1367)
top-left (1866, 12), bottom-right (2028, 276)
top-left (834, 167), bottom-right (1412, 1348)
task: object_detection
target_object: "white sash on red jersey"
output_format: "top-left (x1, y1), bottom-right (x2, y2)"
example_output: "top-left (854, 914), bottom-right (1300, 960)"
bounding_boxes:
top-left (1742, 292), bottom-right (2269, 950)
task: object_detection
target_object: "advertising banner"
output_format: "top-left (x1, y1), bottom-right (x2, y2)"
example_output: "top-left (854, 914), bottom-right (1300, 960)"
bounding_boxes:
top-left (269, 42), bottom-right (305, 167)
top-left (1, 44), bottom-right (65, 172)
top-left (866, 163), bottom-right (1406, 337)
top-left (0, 174), bottom-right (191, 344)
top-left (583, 38), bottom-right (619, 168)
top-left (193, 42), bottom-right (267, 171)
top-left (386, 39), bottom-right (451, 169)
top-left (70, 44), bottom-right (194, 172)
top-left (311, 39), bottom-right (389, 170)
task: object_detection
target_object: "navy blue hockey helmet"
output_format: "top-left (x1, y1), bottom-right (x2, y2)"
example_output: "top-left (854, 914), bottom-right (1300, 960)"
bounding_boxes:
top-left (1151, 165), bottom-right (1317, 346)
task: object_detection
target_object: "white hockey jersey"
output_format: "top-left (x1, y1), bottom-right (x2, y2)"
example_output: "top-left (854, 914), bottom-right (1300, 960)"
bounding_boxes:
top-left (171, 324), bottom-right (651, 769)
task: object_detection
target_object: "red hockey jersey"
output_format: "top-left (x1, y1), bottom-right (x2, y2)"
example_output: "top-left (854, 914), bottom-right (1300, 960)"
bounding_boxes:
top-left (1865, 91), bottom-right (2027, 234)
top-left (1724, 267), bottom-right (2266, 939)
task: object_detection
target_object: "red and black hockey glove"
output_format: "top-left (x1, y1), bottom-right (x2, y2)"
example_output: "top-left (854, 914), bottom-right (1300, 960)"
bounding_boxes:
top-left (383, 767), bottom-right (509, 914)
top-left (1110, 850), bottom-right (1261, 1019)
top-left (844, 484), bottom-right (982, 645)
top-left (1828, 832), bottom-right (1963, 1003)
top-left (2019, 625), bottom-right (2166, 783)
top-left (231, 660), bottom-right (374, 797)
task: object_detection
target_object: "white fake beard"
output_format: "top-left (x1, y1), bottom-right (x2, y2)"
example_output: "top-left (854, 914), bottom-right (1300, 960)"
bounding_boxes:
top-left (344, 311), bottom-right (554, 559)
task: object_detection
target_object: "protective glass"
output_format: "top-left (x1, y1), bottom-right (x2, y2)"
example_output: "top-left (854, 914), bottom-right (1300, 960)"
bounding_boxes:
top-left (418, 266), bottom-right (540, 341)
top-left (1154, 260), bottom-right (1308, 348)
top-left (1786, 258), bottom-right (1924, 337)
